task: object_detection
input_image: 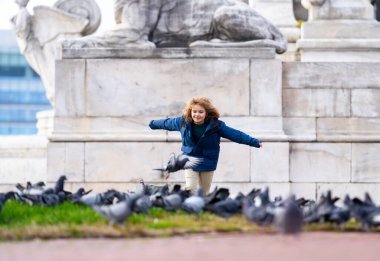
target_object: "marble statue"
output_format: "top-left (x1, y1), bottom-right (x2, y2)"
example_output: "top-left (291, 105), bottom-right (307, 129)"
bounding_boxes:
top-left (11, 0), bottom-right (101, 106)
top-left (63, 0), bottom-right (288, 54)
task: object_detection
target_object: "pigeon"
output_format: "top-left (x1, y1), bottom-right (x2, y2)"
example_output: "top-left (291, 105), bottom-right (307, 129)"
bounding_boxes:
top-left (328, 195), bottom-right (351, 227)
top-left (76, 190), bottom-right (120, 206)
top-left (0, 192), bottom-right (15, 213)
top-left (207, 193), bottom-right (244, 219)
top-left (274, 195), bottom-right (304, 234)
top-left (69, 188), bottom-right (93, 202)
top-left (54, 175), bottom-right (67, 194)
top-left (348, 194), bottom-right (380, 231)
top-left (204, 187), bottom-right (230, 207)
top-left (133, 195), bottom-right (152, 214)
top-left (153, 153), bottom-right (203, 174)
top-left (242, 188), bottom-right (275, 227)
top-left (16, 181), bottom-right (45, 196)
top-left (92, 193), bottom-right (141, 226)
top-left (182, 188), bottom-right (205, 216)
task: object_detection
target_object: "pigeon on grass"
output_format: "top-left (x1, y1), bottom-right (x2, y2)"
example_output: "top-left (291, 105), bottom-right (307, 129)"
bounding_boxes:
top-left (92, 193), bottom-right (142, 226)
top-left (274, 195), bottom-right (304, 235)
top-left (182, 188), bottom-right (205, 217)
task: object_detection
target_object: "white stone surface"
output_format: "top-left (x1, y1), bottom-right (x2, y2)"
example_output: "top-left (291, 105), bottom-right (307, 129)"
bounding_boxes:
top-left (290, 143), bottom-right (351, 182)
top-left (251, 142), bottom-right (289, 182)
top-left (352, 89), bottom-right (380, 117)
top-left (85, 59), bottom-right (250, 117)
top-left (299, 50), bottom-right (380, 62)
top-left (51, 116), bottom-right (166, 141)
top-left (283, 62), bottom-right (380, 89)
top-left (0, 136), bottom-right (47, 184)
top-left (283, 89), bottom-right (350, 117)
top-left (290, 183), bottom-right (317, 201)
top-left (83, 142), bottom-right (251, 183)
top-left (303, 0), bottom-right (374, 21)
top-left (301, 20), bottom-right (380, 39)
top-left (216, 182), bottom-right (290, 198)
top-left (62, 47), bottom-right (276, 59)
top-left (352, 144), bottom-right (380, 183)
top-left (250, 59), bottom-right (282, 116)
top-left (317, 118), bottom-right (380, 142)
top-left (47, 142), bottom-right (85, 182)
top-left (298, 0), bottom-right (380, 62)
top-left (54, 59), bottom-right (86, 116)
top-left (283, 117), bottom-right (316, 141)
top-left (36, 110), bottom-right (54, 136)
top-left (221, 117), bottom-right (287, 140)
top-left (214, 143), bottom-right (251, 182)
top-left (47, 142), bottom-right (65, 182)
top-left (84, 142), bottom-right (177, 183)
top-left (249, 0), bottom-right (300, 44)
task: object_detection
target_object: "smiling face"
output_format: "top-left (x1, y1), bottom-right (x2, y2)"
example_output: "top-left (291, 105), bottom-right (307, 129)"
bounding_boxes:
top-left (191, 104), bottom-right (207, 125)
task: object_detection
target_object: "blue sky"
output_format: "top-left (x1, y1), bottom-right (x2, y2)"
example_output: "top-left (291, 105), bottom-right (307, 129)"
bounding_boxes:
top-left (0, 0), bottom-right (114, 33)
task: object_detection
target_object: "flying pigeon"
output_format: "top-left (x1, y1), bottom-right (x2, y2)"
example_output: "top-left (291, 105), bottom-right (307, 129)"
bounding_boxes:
top-left (153, 153), bottom-right (203, 178)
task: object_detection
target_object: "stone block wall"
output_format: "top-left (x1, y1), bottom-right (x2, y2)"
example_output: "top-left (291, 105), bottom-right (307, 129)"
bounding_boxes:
top-left (2, 51), bottom-right (380, 203)
top-left (283, 62), bottom-right (380, 202)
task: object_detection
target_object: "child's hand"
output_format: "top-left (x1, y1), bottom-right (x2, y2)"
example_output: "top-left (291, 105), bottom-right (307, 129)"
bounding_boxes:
top-left (259, 142), bottom-right (263, 148)
top-left (163, 172), bottom-right (170, 180)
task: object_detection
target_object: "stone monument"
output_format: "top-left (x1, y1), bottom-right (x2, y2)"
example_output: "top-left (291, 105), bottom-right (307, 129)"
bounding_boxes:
top-left (297, 0), bottom-right (380, 61)
top-left (6, 0), bottom-right (379, 201)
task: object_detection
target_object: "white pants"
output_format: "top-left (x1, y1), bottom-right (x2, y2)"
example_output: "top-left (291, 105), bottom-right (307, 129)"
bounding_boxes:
top-left (184, 169), bottom-right (214, 195)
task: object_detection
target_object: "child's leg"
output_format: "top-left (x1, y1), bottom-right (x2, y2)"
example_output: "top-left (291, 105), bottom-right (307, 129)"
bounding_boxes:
top-left (184, 169), bottom-right (200, 194)
top-left (198, 171), bottom-right (214, 195)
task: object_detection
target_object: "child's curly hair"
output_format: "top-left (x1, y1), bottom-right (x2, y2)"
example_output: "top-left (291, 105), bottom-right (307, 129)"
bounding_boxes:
top-left (182, 97), bottom-right (220, 123)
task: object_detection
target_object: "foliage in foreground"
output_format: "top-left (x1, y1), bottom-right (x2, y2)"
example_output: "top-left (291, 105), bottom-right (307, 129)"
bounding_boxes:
top-left (0, 201), bottom-right (378, 241)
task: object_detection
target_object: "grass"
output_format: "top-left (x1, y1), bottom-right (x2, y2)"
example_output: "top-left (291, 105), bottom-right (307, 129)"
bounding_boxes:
top-left (0, 200), bottom-right (378, 241)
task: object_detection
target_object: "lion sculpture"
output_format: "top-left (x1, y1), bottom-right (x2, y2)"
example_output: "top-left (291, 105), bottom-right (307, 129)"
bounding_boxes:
top-left (64, 0), bottom-right (288, 54)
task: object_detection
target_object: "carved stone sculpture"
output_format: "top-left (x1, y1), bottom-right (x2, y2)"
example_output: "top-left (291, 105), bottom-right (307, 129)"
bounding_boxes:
top-left (63, 0), bottom-right (288, 54)
top-left (12, 0), bottom-right (101, 106)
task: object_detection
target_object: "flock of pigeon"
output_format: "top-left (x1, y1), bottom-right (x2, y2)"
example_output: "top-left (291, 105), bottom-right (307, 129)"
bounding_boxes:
top-left (1, 174), bottom-right (380, 234)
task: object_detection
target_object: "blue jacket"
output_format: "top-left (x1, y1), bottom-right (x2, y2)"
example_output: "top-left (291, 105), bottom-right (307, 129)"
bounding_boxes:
top-left (149, 116), bottom-right (261, 171)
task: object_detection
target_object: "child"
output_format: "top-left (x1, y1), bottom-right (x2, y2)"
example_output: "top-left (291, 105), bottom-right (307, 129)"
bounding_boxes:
top-left (149, 97), bottom-right (262, 195)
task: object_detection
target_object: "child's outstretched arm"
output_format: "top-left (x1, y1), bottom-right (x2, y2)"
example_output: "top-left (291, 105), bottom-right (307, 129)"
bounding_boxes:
top-left (149, 116), bottom-right (183, 131)
top-left (219, 121), bottom-right (261, 148)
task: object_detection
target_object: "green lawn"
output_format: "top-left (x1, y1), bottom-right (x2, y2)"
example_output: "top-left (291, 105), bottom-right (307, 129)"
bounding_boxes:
top-left (0, 200), bottom-right (377, 241)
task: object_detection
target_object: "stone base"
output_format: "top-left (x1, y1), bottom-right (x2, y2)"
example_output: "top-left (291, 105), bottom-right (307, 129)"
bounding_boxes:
top-left (297, 20), bottom-right (380, 62)
top-left (297, 39), bottom-right (380, 62)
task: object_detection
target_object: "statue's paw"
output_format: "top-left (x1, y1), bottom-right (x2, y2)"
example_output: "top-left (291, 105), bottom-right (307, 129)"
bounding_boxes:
top-left (132, 40), bottom-right (156, 49)
top-left (61, 39), bottom-right (94, 49)
top-left (189, 40), bottom-right (212, 48)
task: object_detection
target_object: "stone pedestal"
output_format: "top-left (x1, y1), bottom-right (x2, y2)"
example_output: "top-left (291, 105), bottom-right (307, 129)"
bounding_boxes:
top-left (297, 0), bottom-right (380, 61)
top-left (47, 47), bottom-right (287, 188)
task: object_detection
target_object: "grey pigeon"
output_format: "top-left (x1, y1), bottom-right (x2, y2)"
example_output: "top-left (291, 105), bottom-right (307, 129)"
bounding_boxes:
top-left (182, 188), bottom-right (205, 216)
top-left (158, 194), bottom-right (183, 211)
top-left (242, 188), bottom-right (274, 226)
top-left (153, 153), bottom-right (202, 174)
top-left (133, 195), bottom-right (152, 214)
top-left (92, 193), bottom-right (141, 226)
top-left (16, 181), bottom-right (45, 196)
top-left (205, 187), bottom-right (230, 206)
top-left (0, 192), bottom-right (15, 213)
top-left (207, 193), bottom-right (244, 219)
top-left (274, 195), bottom-right (304, 234)
top-left (76, 190), bottom-right (121, 206)
top-left (54, 175), bottom-right (67, 193)
top-left (348, 194), bottom-right (380, 231)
